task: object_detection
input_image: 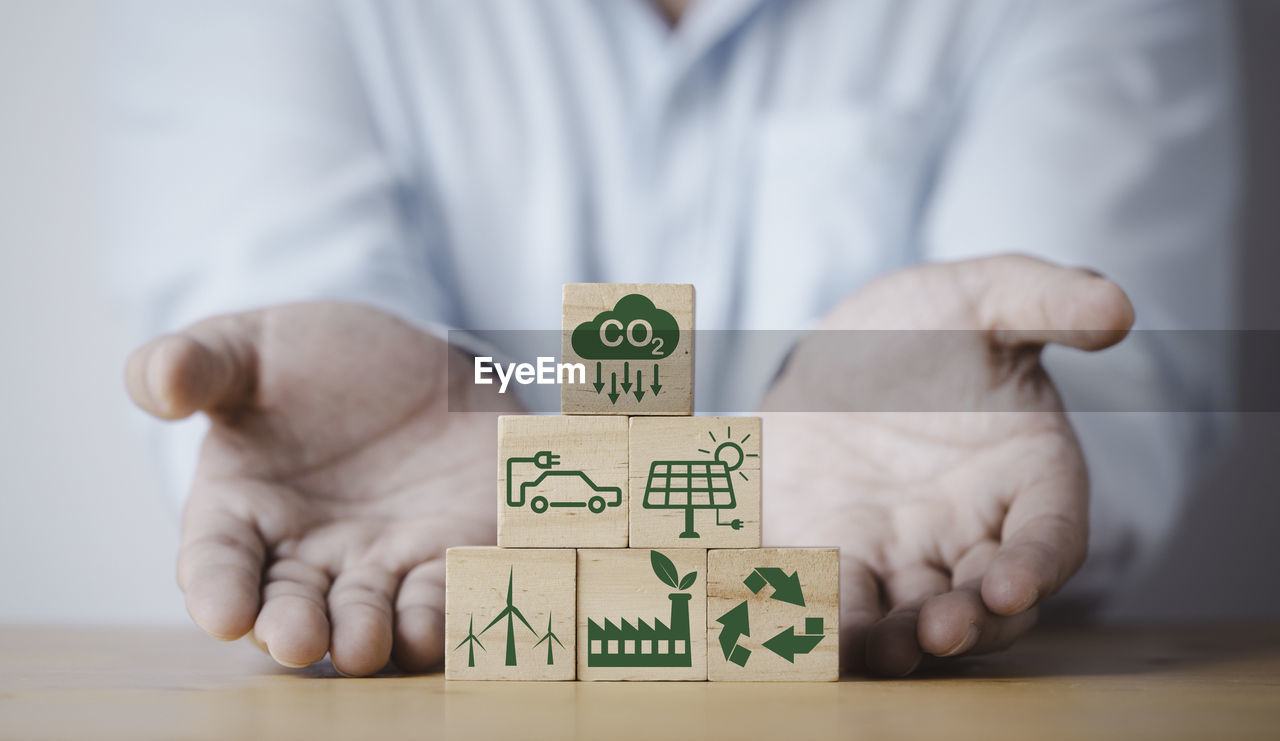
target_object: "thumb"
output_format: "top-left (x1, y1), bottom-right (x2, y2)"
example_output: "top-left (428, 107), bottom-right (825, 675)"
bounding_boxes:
top-left (964, 254), bottom-right (1136, 351)
top-left (124, 314), bottom-right (259, 420)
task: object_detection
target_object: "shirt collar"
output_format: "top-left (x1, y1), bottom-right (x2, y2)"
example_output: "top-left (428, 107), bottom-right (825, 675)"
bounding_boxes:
top-left (618, 0), bottom-right (772, 65)
top-left (676, 0), bottom-right (769, 54)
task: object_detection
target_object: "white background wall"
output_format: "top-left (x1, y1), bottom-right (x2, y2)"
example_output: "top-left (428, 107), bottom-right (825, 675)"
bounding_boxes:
top-left (0, 1), bottom-right (1276, 626)
top-left (0, 1), bottom-right (185, 624)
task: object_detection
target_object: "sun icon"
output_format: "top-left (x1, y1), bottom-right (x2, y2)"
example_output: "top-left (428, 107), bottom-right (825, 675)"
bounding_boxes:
top-left (697, 426), bottom-right (758, 482)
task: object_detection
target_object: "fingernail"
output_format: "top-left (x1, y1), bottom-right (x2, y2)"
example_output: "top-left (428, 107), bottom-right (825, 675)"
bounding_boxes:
top-left (146, 344), bottom-right (176, 416)
top-left (898, 653), bottom-right (922, 677)
top-left (939, 623), bottom-right (980, 657)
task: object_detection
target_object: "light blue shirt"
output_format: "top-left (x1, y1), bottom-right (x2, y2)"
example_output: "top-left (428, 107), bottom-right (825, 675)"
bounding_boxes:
top-left (102, 0), bottom-right (1238, 602)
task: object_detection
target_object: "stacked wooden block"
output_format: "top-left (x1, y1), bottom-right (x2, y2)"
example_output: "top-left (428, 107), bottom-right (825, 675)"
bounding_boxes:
top-left (446, 284), bottom-right (839, 681)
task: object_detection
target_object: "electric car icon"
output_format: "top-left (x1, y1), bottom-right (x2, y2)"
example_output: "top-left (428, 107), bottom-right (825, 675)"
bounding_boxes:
top-left (505, 451), bottom-right (623, 514)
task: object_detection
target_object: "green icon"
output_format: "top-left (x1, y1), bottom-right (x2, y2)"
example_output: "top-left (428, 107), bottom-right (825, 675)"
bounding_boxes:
top-left (454, 613), bottom-right (486, 668)
top-left (642, 426), bottom-right (757, 538)
top-left (587, 551), bottom-right (697, 668)
top-left (506, 451), bottom-right (622, 514)
top-left (532, 612), bottom-right (565, 665)
top-left (572, 294), bottom-right (679, 360)
top-left (479, 567), bottom-right (537, 666)
top-left (744, 567), bottom-right (804, 606)
top-left (716, 601), bottom-right (752, 667)
top-left (763, 618), bottom-right (825, 664)
top-left (713, 568), bottom-right (826, 667)
top-left (572, 294), bottom-right (678, 404)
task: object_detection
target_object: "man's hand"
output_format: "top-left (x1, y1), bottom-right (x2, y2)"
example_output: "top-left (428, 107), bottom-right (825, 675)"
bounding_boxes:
top-left (761, 255), bottom-right (1134, 676)
top-left (126, 302), bottom-right (519, 675)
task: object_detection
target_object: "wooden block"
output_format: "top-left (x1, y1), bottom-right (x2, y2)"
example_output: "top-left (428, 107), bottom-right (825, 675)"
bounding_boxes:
top-left (707, 548), bottom-right (839, 681)
top-left (497, 415), bottom-right (629, 548)
top-left (577, 548), bottom-right (707, 681)
top-left (629, 416), bottom-right (762, 549)
top-left (445, 547), bottom-right (577, 680)
top-left (560, 283), bottom-right (694, 416)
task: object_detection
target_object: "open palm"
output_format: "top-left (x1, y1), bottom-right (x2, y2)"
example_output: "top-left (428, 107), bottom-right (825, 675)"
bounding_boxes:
top-left (126, 302), bottom-right (519, 675)
top-left (761, 256), bottom-right (1133, 676)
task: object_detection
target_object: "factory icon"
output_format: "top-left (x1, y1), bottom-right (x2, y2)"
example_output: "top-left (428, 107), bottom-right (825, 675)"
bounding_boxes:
top-left (587, 551), bottom-right (696, 668)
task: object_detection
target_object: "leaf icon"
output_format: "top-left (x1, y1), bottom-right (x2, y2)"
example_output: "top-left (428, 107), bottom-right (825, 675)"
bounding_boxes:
top-left (650, 550), bottom-right (679, 589)
top-left (678, 571), bottom-right (697, 591)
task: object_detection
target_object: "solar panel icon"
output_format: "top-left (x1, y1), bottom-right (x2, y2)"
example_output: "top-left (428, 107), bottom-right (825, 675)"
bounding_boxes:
top-left (642, 427), bottom-right (757, 539)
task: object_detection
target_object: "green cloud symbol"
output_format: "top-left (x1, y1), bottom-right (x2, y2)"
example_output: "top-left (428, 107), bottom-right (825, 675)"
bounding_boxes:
top-left (571, 293), bottom-right (680, 360)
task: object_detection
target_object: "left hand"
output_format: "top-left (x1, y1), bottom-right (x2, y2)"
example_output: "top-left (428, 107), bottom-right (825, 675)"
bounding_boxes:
top-left (124, 302), bottom-right (521, 675)
top-left (761, 255), bottom-right (1133, 676)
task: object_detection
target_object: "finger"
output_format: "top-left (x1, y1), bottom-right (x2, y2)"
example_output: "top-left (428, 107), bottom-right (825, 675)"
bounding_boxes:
top-left (949, 539), bottom-right (999, 588)
top-left (970, 607), bottom-right (1037, 654)
top-left (865, 565), bottom-right (950, 677)
top-left (964, 255), bottom-right (1135, 351)
top-left (983, 463), bottom-right (1088, 616)
top-left (392, 559), bottom-right (446, 673)
top-left (253, 558), bottom-right (332, 668)
top-left (984, 515), bottom-right (1086, 616)
top-left (177, 506), bottom-right (265, 641)
top-left (328, 564), bottom-right (398, 677)
top-left (881, 563), bottom-right (953, 610)
top-left (918, 585), bottom-right (1038, 658)
top-left (124, 316), bottom-right (258, 420)
top-left (838, 558), bottom-right (883, 675)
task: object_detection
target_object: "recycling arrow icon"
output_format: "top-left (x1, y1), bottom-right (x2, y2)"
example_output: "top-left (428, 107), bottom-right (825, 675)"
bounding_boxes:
top-left (762, 621), bottom-right (825, 663)
top-left (716, 601), bottom-right (751, 667)
top-left (744, 568), bottom-right (805, 606)
top-left (713, 567), bottom-right (826, 667)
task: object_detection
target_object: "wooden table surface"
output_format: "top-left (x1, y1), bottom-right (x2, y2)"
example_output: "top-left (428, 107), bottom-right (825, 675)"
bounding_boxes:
top-left (0, 625), bottom-right (1277, 740)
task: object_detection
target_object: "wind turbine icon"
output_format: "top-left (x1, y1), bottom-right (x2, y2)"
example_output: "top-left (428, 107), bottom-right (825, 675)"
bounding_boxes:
top-left (532, 611), bottom-right (565, 665)
top-left (479, 567), bottom-right (537, 666)
top-left (454, 614), bottom-right (485, 668)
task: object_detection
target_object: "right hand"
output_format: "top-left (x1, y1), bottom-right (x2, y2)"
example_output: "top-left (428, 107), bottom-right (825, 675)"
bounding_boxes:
top-left (126, 302), bottom-right (520, 675)
top-left (761, 256), bottom-right (1133, 675)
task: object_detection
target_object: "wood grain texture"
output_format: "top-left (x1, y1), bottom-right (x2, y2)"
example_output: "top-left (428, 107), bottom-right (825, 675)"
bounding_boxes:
top-left (497, 415), bottom-right (628, 548)
top-left (560, 283), bottom-right (694, 416)
top-left (2, 626), bottom-right (1280, 740)
top-left (629, 416), bottom-right (762, 549)
top-left (707, 548), bottom-right (839, 681)
top-left (577, 548), bottom-right (708, 681)
top-left (445, 547), bottom-right (576, 680)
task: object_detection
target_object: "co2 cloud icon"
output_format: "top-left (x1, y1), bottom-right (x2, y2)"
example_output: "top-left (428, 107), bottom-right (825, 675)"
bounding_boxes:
top-left (571, 294), bottom-right (680, 360)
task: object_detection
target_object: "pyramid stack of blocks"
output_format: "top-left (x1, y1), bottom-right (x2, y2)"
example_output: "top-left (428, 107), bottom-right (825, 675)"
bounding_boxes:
top-left (445, 284), bottom-right (839, 681)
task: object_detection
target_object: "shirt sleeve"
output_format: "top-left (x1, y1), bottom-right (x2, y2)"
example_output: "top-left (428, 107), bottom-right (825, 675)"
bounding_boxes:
top-left (99, 0), bottom-right (448, 501)
top-left (919, 0), bottom-right (1239, 607)
top-left (100, 0), bottom-right (447, 335)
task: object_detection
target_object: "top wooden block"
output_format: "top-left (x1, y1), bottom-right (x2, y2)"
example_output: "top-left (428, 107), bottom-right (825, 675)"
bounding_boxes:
top-left (560, 284), bottom-right (694, 416)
